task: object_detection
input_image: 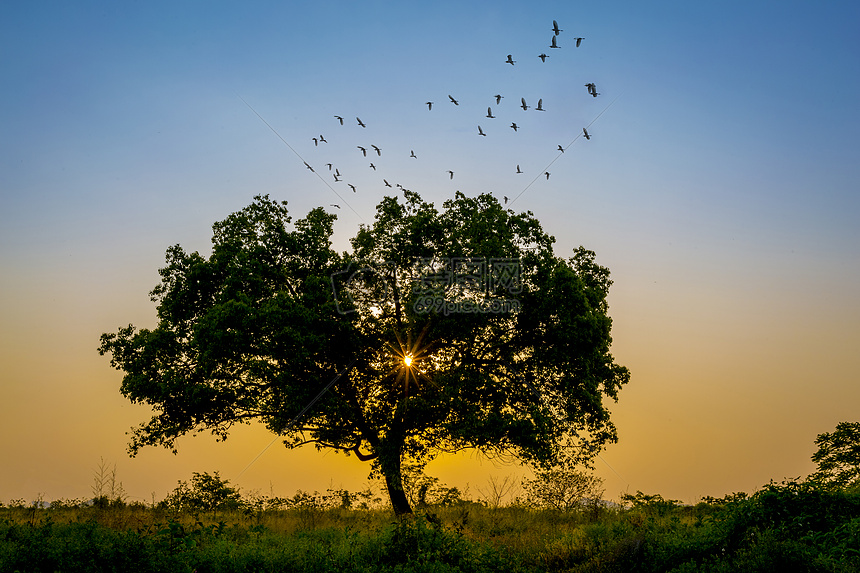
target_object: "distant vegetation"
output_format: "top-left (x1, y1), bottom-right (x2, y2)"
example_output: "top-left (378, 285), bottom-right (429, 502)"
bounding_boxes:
top-left (3, 457), bottom-right (860, 572)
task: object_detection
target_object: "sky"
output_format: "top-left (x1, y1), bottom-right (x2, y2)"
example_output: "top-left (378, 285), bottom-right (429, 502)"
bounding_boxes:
top-left (1, 0), bottom-right (859, 507)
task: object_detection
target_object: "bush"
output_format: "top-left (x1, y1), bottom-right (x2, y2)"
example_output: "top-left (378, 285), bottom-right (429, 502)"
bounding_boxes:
top-left (620, 491), bottom-right (682, 517)
top-left (162, 471), bottom-right (243, 518)
top-left (523, 469), bottom-right (605, 512)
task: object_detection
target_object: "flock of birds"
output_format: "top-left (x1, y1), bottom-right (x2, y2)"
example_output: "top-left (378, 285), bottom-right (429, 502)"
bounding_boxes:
top-left (246, 19), bottom-right (607, 212)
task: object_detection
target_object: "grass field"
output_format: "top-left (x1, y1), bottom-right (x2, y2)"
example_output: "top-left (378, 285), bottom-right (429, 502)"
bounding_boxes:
top-left (2, 478), bottom-right (859, 572)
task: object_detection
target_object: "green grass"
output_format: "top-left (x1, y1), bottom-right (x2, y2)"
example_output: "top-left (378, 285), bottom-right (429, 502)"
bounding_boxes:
top-left (2, 481), bottom-right (859, 572)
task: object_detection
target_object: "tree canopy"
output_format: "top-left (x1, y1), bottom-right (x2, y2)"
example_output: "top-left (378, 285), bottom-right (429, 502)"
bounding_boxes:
top-left (99, 191), bottom-right (629, 514)
top-left (810, 422), bottom-right (860, 490)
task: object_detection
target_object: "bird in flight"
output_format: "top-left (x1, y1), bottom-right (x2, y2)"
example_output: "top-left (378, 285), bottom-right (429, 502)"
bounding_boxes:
top-left (312, 138), bottom-right (318, 146)
top-left (448, 170), bottom-right (454, 179)
top-left (510, 122), bottom-right (519, 131)
top-left (384, 179), bottom-right (392, 187)
top-left (550, 36), bottom-right (560, 49)
top-left (319, 135), bottom-right (327, 143)
top-left (448, 95), bottom-right (459, 105)
top-left (348, 184), bottom-right (356, 192)
top-left (330, 204), bottom-right (340, 209)
top-left (574, 37), bottom-right (584, 47)
top-left (486, 107), bottom-right (495, 118)
top-left (410, 150), bottom-right (417, 158)
top-left (583, 128), bottom-right (591, 140)
top-left (538, 53), bottom-right (549, 62)
top-left (326, 163), bottom-right (332, 170)
top-left (333, 174), bottom-right (341, 182)
top-left (585, 83), bottom-right (600, 97)
top-left (536, 99), bottom-right (545, 111)
top-left (552, 20), bottom-right (562, 35)
top-left (557, 145), bottom-right (565, 153)
top-left (516, 165), bottom-right (522, 173)
top-left (370, 163), bottom-right (376, 170)
top-left (334, 115), bottom-right (344, 125)
top-left (426, 101), bottom-right (433, 110)
top-left (504, 196), bottom-right (509, 204)
top-left (544, 172), bottom-right (551, 180)
top-left (494, 94), bottom-right (503, 104)
top-left (357, 146), bottom-right (367, 156)
top-left (356, 117), bottom-right (366, 127)
top-left (335, 168), bottom-right (341, 177)
top-left (520, 98), bottom-right (529, 111)
top-left (478, 125), bottom-right (486, 136)
top-left (506, 54), bottom-right (516, 65)
top-left (304, 162), bottom-right (314, 172)
top-left (371, 144), bottom-right (381, 156)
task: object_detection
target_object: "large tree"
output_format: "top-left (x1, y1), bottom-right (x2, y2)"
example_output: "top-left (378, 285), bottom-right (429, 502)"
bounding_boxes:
top-left (99, 191), bottom-right (629, 514)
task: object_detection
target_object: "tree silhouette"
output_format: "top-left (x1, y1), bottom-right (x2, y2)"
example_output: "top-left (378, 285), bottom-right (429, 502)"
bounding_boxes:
top-left (811, 422), bottom-right (860, 489)
top-left (99, 191), bottom-right (629, 514)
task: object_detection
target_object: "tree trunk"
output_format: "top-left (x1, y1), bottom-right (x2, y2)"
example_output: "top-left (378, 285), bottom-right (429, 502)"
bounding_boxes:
top-left (384, 468), bottom-right (413, 515)
top-left (379, 440), bottom-right (413, 515)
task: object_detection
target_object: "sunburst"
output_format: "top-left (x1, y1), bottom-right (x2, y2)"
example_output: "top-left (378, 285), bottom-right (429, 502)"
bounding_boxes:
top-left (384, 318), bottom-right (437, 402)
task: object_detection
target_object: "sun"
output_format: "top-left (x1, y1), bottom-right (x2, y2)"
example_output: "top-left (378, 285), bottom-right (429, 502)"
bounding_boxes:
top-left (389, 345), bottom-right (426, 393)
top-left (381, 320), bottom-right (438, 402)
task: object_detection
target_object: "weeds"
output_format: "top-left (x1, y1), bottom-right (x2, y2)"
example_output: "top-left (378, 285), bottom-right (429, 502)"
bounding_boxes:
top-left (2, 478), bottom-right (859, 572)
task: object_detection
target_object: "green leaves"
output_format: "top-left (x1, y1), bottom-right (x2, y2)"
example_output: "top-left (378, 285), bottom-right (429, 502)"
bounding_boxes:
top-left (99, 195), bottom-right (351, 455)
top-left (811, 422), bottom-right (860, 489)
top-left (163, 471), bottom-right (242, 518)
top-left (100, 190), bottom-right (629, 513)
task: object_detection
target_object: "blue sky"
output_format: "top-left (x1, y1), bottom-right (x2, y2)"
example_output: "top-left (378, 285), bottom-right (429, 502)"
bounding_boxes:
top-left (1, 0), bottom-right (859, 504)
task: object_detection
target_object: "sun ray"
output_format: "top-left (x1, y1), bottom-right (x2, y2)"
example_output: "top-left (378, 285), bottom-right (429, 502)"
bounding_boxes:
top-left (380, 317), bottom-right (440, 409)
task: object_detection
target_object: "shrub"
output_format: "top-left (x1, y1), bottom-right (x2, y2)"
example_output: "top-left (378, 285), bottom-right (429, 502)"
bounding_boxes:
top-left (162, 471), bottom-right (243, 518)
top-left (523, 469), bottom-right (605, 512)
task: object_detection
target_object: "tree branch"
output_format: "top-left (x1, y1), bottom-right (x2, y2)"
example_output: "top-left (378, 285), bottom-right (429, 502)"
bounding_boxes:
top-left (293, 437), bottom-right (378, 461)
top-left (350, 439), bottom-right (378, 461)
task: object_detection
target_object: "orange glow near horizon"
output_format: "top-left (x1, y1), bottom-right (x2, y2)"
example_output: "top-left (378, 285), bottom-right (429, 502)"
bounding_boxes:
top-left (2, 1), bottom-right (860, 508)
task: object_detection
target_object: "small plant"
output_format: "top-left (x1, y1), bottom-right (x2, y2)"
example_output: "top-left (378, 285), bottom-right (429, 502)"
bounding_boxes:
top-left (91, 457), bottom-right (127, 505)
top-left (351, 483), bottom-right (384, 509)
top-left (400, 464), bottom-right (464, 508)
top-left (476, 474), bottom-right (520, 508)
top-left (523, 468), bottom-right (605, 512)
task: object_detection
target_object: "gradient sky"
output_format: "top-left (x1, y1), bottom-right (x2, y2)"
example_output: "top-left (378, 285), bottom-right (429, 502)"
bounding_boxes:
top-left (2, 1), bottom-right (859, 506)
